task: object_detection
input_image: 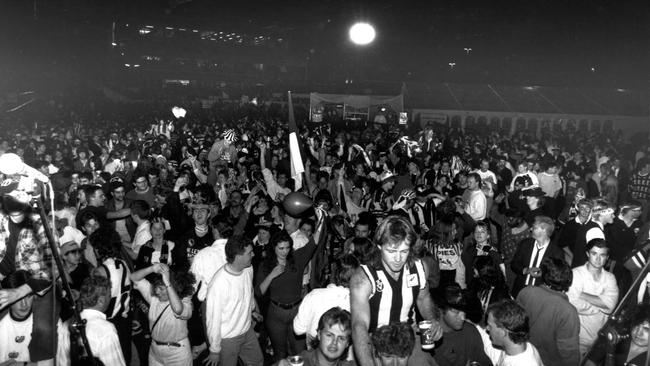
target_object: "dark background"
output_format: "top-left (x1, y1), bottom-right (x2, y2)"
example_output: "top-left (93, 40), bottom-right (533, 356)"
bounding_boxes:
top-left (1, 0), bottom-right (649, 94)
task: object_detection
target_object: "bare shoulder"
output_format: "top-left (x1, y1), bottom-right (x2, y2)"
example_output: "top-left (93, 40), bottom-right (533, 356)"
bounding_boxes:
top-left (350, 267), bottom-right (371, 292)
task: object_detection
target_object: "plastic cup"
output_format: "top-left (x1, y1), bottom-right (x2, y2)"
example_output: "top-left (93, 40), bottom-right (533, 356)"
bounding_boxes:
top-left (418, 320), bottom-right (436, 350)
top-left (288, 355), bottom-right (304, 366)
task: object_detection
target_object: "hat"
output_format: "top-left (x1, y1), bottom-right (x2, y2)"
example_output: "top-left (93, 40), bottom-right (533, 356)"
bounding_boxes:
top-left (223, 129), bottom-right (237, 143)
top-left (513, 175), bottom-right (533, 187)
top-left (189, 193), bottom-right (211, 211)
top-left (379, 171), bottom-right (396, 182)
top-left (155, 155), bottom-right (167, 167)
top-left (257, 222), bottom-right (279, 234)
top-left (522, 187), bottom-right (545, 197)
top-left (58, 226), bottom-right (85, 248)
top-left (109, 180), bottom-right (125, 192)
top-left (434, 284), bottom-right (467, 313)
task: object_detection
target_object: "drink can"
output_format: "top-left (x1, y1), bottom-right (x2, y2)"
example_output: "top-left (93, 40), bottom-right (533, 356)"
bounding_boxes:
top-left (418, 320), bottom-right (436, 350)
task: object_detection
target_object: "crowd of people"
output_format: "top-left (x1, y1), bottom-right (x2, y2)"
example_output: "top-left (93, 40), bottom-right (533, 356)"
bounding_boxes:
top-left (0, 96), bottom-right (649, 366)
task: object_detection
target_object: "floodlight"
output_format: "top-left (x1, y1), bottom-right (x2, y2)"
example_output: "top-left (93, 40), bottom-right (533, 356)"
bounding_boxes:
top-left (349, 23), bottom-right (376, 45)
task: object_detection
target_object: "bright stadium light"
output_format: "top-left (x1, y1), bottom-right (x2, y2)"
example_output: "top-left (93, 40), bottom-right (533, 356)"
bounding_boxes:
top-left (349, 22), bottom-right (376, 45)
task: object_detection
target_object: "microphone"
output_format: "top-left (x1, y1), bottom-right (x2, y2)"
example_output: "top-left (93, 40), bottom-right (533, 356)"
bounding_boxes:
top-left (0, 153), bottom-right (49, 183)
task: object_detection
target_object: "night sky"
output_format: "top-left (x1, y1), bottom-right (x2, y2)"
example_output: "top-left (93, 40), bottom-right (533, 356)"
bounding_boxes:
top-left (1, 0), bottom-right (649, 92)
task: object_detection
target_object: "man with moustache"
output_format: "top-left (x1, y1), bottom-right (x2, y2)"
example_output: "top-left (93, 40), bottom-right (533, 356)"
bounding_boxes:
top-left (350, 215), bottom-right (441, 366)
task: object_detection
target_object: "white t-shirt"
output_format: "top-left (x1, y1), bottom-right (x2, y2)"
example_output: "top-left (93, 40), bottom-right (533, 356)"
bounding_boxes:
top-left (0, 313), bottom-right (33, 362)
top-left (293, 284), bottom-right (350, 339)
top-left (466, 189), bottom-right (487, 221)
top-left (475, 169), bottom-right (498, 185)
top-left (131, 220), bottom-right (152, 255)
top-left (477, 325), bottom-right (544, 366)
top-left (205, 266), bottom-right (254, 353)
top-left (567, 265), bottom-right (619, 351)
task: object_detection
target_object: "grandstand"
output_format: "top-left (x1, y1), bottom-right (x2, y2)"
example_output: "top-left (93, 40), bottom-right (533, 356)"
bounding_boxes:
top-left (406, 83), bottom-right (649, 136)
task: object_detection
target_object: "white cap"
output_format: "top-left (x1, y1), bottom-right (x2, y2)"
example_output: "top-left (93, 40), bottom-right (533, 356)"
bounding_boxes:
top-left (59, 226), bottom-right (85, 248)
top-left (379, 170), bottom-right (396, 182)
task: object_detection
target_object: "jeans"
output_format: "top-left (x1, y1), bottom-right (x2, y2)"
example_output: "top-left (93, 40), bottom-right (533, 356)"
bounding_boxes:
top-left (265, 302), bottom-right (305, 361)
top-left (220, 327), bottom-right (264, 366)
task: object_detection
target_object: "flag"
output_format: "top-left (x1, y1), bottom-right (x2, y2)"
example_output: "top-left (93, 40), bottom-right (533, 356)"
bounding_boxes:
top-left (339, 183), bottom-right (348, 213)
top-left (287, 91), bottom-right (305, 190)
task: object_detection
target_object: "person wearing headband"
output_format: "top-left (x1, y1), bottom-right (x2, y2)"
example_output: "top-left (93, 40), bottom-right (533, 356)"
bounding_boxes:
top-left (605, 200), bottom-right (644, 294)
top-left (571, 199), bottom-right (615, 268)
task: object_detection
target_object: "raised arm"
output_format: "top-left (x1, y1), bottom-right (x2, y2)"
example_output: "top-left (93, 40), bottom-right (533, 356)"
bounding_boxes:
top-left (157, 264), bottom-right (186, 316)
top-left (130, 264), bottom-right (160, 304)
top-left (259, 143), bottom-right (267, 171)
top-left (107, 208), bottom-right (131, 220)
top-left (312, 206), bottom-right (327, 248)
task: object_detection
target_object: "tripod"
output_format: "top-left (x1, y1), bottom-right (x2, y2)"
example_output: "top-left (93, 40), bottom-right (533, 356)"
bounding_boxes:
top-left (31, 186), bottom-right (102, 365)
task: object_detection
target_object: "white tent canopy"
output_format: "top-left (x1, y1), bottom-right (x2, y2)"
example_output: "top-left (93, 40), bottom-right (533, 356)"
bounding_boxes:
top-left (309, 92), bottom-right (403, 123)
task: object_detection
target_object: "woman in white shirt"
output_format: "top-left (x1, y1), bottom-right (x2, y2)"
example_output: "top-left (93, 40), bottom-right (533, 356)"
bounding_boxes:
top-left (131, 263), bottom-right (196, 366)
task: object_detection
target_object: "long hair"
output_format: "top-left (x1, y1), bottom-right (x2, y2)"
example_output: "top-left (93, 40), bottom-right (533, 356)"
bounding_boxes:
top-left (473, 256), bottom-right (510, 298)
top-left (332, 254), bottom-right (360, 287)
top-left (349, 237), bottom-right (377, 265)
top-left (431, 220), bottom-right (457, 247)
top-left (260, 230), bottom-right (295, 273)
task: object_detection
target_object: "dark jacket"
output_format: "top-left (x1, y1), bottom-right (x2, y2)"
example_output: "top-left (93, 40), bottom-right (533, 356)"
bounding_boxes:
top-left (510, 237), bottom-right (564, 297)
